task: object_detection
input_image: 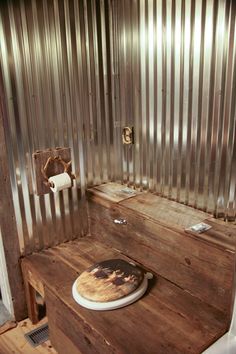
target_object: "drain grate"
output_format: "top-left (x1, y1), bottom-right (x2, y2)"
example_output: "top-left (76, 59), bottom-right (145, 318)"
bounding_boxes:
top-left (24, 323), bottom-right (49, 347)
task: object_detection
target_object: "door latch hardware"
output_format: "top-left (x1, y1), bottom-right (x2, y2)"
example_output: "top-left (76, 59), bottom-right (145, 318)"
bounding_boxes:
top-left (122, 126), bottom-right (134, 145)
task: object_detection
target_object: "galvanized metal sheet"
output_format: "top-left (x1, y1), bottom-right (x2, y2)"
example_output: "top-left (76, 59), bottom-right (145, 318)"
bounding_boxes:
top-left (0, 0), bottom-right (235, 255)
top-left (115, 0), bottom-right (236, 220)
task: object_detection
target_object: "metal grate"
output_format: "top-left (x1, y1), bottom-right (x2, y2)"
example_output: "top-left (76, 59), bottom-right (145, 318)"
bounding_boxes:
top-left (24, 323), bottom-right (49, 347)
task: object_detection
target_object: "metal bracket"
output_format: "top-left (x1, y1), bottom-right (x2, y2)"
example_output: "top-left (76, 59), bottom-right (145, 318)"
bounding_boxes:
top-left (113, 218), bottom-right (127, 225)
top-left (122, 126), bottom-right (134, 145)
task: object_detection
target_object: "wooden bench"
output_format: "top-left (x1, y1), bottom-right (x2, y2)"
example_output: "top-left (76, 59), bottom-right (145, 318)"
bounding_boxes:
top-left (21, 183), bottom-right (236, 354)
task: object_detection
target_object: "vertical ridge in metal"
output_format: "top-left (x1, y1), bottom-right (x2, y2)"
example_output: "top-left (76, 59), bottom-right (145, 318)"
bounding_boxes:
top-left (117, 0), bottom-right (235, 220)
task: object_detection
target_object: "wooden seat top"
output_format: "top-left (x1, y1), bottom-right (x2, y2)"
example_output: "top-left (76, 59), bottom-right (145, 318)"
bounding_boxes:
top-left (22, 237), bottom-right (229, 354)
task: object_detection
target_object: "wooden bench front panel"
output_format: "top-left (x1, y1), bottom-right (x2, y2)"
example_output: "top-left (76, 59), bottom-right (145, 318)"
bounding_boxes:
top-left (46, 287), bottom-right (113, 354)
top-left (88, 191), bottom-right (235, 317)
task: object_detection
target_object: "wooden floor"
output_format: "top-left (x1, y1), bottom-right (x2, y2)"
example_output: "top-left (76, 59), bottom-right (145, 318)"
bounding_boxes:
top-left (0, 317), bottom-right (57, 354)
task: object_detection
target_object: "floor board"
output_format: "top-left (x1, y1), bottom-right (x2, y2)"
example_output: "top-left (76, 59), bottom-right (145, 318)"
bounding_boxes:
top-left (0, 317), bottom-right (57, 354)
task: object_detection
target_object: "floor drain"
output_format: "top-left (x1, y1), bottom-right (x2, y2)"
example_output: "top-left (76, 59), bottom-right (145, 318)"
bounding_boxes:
top-left (24, 323), bottom-right (49, 347)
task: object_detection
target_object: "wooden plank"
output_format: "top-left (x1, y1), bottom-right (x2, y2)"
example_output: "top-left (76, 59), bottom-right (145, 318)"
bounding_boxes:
top-left (88, 202), bottom-right (235, 315)
top-left (52, 240), bottom-right (228, 337)
top-left (0, 321), bottom-right (17, 336)
top-left (0, 317), bottom-right (57, 354)
top-left (47, 238), bottom-right (125, 273)
top-left (46, 288), bottom-right (115, 354)
top-left (0, 69), bottom-right (27, 320)
top-left (88, 185), bottom-right (236, 251)
top-left (21, 259), bottom-right (46, 324)
top-left (21, 260), bottom-right (45, 298)
top-left (22, 280), bottom-right (39, 325)
top-left (192, 218), bottom-right (236, 252)
top-left (119, 193), bottom-right (211, 229)
top-left (22, 238), bottom-right (229, 354)
top-left (48, 320), bottom-right (82, 354)
top-left (87, 183), bottom-right (139, 208)
top-left (120, 194), bottom-right (236, 251)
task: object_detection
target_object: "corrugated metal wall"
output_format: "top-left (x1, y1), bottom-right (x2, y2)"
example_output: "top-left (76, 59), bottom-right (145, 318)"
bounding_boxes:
top-left (0, 0), bottom-right (115, 254)
top-left (0, 0), bottom-right (235, 254)
top-left (115, 0), bottom-right (236, 220)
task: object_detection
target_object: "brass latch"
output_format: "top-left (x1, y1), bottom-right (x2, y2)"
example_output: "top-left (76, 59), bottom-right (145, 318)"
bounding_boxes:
top-left (122, 126), bottom-right (134, 145)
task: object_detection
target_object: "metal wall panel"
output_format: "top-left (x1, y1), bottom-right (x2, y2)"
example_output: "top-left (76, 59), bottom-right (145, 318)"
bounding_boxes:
top-left (0, 0), bottom-right (115, 254)
top-left (115, 0), bottom-right (236, 220)
top-left (0, 0), bottom-right (235, 256)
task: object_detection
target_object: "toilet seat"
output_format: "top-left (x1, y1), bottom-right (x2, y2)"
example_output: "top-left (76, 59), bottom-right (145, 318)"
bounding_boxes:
top-left (72, 258), bottom-right (152, 311)
top-left (72, 274), bottom-right (149, 311)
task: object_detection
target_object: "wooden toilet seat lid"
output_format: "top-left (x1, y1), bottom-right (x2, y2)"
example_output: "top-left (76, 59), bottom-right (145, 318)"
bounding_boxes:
top-left (76, 259), bottom-right (144, 302)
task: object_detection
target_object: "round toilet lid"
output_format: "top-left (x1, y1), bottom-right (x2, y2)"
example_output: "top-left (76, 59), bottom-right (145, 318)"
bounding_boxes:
top-left (75, 259), bottom-right (144, 302)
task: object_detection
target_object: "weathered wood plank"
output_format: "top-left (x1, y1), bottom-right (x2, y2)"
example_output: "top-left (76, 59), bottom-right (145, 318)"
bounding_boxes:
top-left (89, 184), bottom-right (236, 251)
top-left (21, 260), bottom-right (45, 324)
top-left (48, 319), bottom-right (82, 354)
top-left (88, 202), bottom-right (235, 316)
top-left (120, 193), bottom-right (210, 229)
top-left (87, 183), bottom-right (139, 208)
top-left (21, 260), bottom-right (45, 297)
top-left (52, 240), bottom-right (228, 336)
top-left (0, 321), bottom-right (16, 336)
top-left (193, 218), bottom-right (236, 252)
top-left (22, 280), bottom-right (39, 325)
top-left (0, 69), bottom-right (27, 320)
top-left (46, 288), bottom-right (116, 354)
top-left (22, 238), bottom-right (229, 354)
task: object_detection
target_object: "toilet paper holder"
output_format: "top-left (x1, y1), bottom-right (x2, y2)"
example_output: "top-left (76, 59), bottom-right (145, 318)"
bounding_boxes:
top-left (41, 156), bottom-right (75, 188)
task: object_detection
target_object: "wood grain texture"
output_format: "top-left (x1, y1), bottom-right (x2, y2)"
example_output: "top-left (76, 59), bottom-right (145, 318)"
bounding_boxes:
top-left (0, 321), bottom-right (17, 336)
top-left (32, 148), bottom-right (72, 195)
top-left (88, 184), bottom-right (236, 252)
top-left (0, 69), bottom-right (27, 320)
top-left (197, 218), bottom-right (236, 252)
top-left (0, 317), bottom-right (57, 354)
top-left (48, 319), bottom-right (82, 354)
top-left (120, 193), bottom-right (210, 229)
top-left (22, 238), bottom-right (229, 354)
top-left (23, 280), bottom-right (39, 325)
top-left (21, 260), bottom-right (45, 298)
top-left (47, 288), bottom-right (115, 354)
top-left (89, 202), bottom-right (235, 315)
top-left (87, 183), bottom-right (139, 208)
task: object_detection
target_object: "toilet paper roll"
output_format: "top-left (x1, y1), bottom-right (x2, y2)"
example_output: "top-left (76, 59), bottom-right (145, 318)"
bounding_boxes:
top-left (49, 172), bottom-right (72, 193)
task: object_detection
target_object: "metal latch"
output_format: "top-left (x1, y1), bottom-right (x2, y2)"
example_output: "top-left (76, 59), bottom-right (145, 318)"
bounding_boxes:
top-left (122, 126), bottom-right (134, 145)
top-left (113, 218), bottom-right (127, 225)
